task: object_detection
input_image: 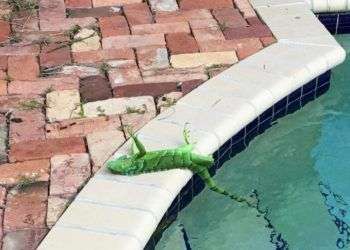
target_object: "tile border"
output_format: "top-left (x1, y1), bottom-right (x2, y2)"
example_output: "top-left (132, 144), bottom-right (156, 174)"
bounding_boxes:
top-left (38, 1), bottom-right (347, 250)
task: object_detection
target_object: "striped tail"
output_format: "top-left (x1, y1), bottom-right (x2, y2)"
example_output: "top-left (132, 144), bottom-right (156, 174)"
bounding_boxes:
top-left (195, 167), bottom-right (256, 208)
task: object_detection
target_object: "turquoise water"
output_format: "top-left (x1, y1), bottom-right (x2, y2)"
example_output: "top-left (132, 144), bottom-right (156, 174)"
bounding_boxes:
top-left (156, 35), bottom-right (350, 250)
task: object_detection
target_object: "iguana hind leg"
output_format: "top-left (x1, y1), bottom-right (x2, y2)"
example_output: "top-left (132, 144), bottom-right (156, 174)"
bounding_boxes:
top-left (194, 165), bottom-right (255, 207)
top-left (127, 129), bottom-right (146, 157)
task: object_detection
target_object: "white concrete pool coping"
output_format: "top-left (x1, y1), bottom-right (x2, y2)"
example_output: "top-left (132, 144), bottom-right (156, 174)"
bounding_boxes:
top-left (38, 1), bottom-right (346, 249)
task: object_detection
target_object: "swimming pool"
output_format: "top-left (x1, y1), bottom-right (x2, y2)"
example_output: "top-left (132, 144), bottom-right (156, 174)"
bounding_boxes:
top-left (155, 34), bottom-right (350, 250)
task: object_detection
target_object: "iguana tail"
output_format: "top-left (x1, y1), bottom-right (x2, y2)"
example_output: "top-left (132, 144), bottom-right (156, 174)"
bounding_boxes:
top-left (195, 167), bottom-right (256, 208)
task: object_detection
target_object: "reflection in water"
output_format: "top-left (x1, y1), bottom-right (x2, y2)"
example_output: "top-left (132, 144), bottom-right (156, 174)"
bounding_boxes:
top-left (156, 35), bottom-right (350, 250)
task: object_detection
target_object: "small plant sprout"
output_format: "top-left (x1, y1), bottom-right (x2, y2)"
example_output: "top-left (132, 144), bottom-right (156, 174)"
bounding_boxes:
top-left (33, 36), bottom-right (52, 46)
top-left (99, 62), bottom-right (111, 75)
top-left (218, 21), bottom-right (229, 31)
top-left (65, 25), bottom-right (81, 39)
top-left (9, 33), bottom-right (22, 44)
top-left (76, 102), bottom-right (86, 118)
top-left (96, 106), bottom-right (106, 117)
top-left (15, 174), bottom-right (39, 191)
top-left (126, 104), bottom-right (147, 114)
top-left (18, 99), bottom-right (42, 110)
top-left (7, 0), bottom-right (38, 13)
top-left (160, 96), bottom-right (177, 108)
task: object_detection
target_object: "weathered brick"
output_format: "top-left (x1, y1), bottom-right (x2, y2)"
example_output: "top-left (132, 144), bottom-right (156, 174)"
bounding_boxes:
top-left (170, 51), bottom-right (237, 68)
top-left (192, 26), bottom-right (225, 42)
top-left (9, 137), bottom-right (86, 162)
top-left (8, 56), bottom-right (39, 81)
top-left (0, 209), bottom-right (3, 248)
top-left (0, 56), bottom-right (7, 70)
top-left (45, 115), bottom-right (121, 139)
top-left (180, 0), bottom-right (233, 10)
top-left (223, 25), bottom-right (272, 39)
top-left (83, 96), bottom-right (156, 118)
top-left (120, 112), bottom-right (155, 137)
top-left (11, 10), bottom-right (39, 33)
top-left (0, 187), bottom-right (6, 207)
top-left (50, 153), bottom-right (91, 198)
top-left (40, 17), bottom-right (96, 32)
top-left (142, 67), bottom-right (208, 83)
top-left (71, 28), bottom-right (101, 52)
top-left (197, 40), bottom-right (237, 52)
top-left (87, 130), bottom-right (125, 172)
top-left (46, 196), bottom-right (69, 228)
top-left (166, 33), bottom-right (199, 55)
top-left (2, 228), bottom-right (48, 250)
top-left (92, 0), bottom-right (142, 7)
top-left (180, 79), bottom-right (204, 94)
top-left (0, 160), bottom-right (50, 187)
top-left (212, 7), bottom-right (248, 28)
top-left (102, 34), bottom-right (165, 49)
top-left (189, 18), bottom-right (219, 29)
top-left (136, 46), bottom-right (169, 71)
top-left (131, 22), bottom-right (190, 35)
top-left (260, 36), bottom-right (277, 47)
top-left (149, 0), bottom-right (178, 11)
top-left (73, 48), bottom-right (134, 63)
top-left (155, 9), bottom-right (212, 23)
top-left (39, 0), bottom-right (66, 20)
top-left (80, 75), bottom-right (112, 102)
top-left (0, 44), bottom-right (40, 56)
top-left (99, 16), bottom-right (130, 37)
top-left (46, 90), bottom-right (82, 122)
top-left (123, 3), bottom-right (153, 26)
top-left (108, 66), bottom-right (143, 88)
top-left (0, 96), bottom-right (44, 113)
top-left (233, 38), bottom-right (263, 60)
top-left (246, 16), bottom-right (263, 25)
top-left (234, 0), bottom-right (256, 18)
top-left (66, 0), bottom-right (92, 9)
top-left (39, 44), bottom-right (71, 68)
top-left (113, 82), bottom-right (178, 97)
top-left (0, 20), bottom-right (10, 42)
top-left (67, 6), bottom-right (122, 18)
top-left (0, 80), bottom-right (7, 96)
top-left (4, 182), bottom-right (48, 232)
top-left (59, 65), bottom-right (102, 78)
top-left (8, 76), bottom-right (79, 95)
top-left (9, 110), bottom-right (46, 145)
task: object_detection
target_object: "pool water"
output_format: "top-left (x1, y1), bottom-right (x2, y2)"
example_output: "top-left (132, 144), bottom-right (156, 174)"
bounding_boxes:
top-left (155, 34), bottom-right (350, 250)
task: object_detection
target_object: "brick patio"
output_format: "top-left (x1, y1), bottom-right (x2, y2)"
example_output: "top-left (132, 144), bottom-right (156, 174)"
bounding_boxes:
top-left (0, 0), bottom-right (275, 248)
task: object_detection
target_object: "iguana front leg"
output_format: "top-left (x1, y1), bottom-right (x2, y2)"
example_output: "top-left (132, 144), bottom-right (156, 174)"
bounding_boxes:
top-left (128, 131), bottom-right (146, 158)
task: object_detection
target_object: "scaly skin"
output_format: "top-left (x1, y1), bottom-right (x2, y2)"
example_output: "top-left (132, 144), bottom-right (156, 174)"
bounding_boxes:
top-left (107, 128), bottom-right (254, 206)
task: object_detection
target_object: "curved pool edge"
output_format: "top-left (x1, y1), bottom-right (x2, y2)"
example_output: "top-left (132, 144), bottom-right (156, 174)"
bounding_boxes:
top-left (38, 1), bottom-right (346, 250)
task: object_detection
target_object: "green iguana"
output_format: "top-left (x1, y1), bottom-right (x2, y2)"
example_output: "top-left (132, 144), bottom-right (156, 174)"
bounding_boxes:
top-left (107, 127), bottom-right (255, 207)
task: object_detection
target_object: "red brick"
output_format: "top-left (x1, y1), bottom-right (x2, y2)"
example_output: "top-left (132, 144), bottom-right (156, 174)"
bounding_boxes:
top-left (0, 80), bottom-right (7, 96)
top-left (136, 46), bottom-right (169, 71)
top-left (120, 112), bottom-right (154, 136)
top-left (45, 115), bottom-right (121, 139)
top-left (189, 18), bottom-right (219, 29)
top-left (0, 159), bottom-right (50, 187)
top-left (166, 33), bottom-right (199, 55)
top-left (73, 48), bottom-right (134, 63)
top-left (155, 9), bottom-right (212, 23)
top-left (192, 26), bottom-right (225, 42)
top-left (102, 34), bottom-right (165, 49)
top-left (0, 43), bottom-right (40, 56)
top-left (80, 75), bottom-right (112, 102)
top-left (123, 3), bottom-right (153, 26)
top-left (9, 137), bottom-right (86, 162)
top-left (260, 36), bottom-right (277, 47)
top-left (8, 55), bottom-right (39, 81)
top-left (113, 82), bottom-right (178, 97)
top-left (198, 40), bottom-right (237, 52)
top-left (9, 110), bottom-right (46, 145)
top-left (40, 44), bottom-right (72, 68)
top-left (246, 16), bottom-right (263, 25)
top-left (3, 183), bottom-right (48, 232)
top-left (92, 0), bottom-right (141, 7)
top-left (39, 0), bottom-right (66, 20)
top-left (40, 17), bottom-right (96, 32)
top-left (233, 38), bottom-right (263, 60)
top-left (0, 56), bottom-right (7, 70)
top-left (66, 0), bottom-right (92, 8)
top-left (212, 7), bottom-right (248, 28)
top-left (8, 76), bottom-right (79, 95)
top-left (0, 20), bottom-right (10, 42)
top-left (234, 0), bottom-right (256, 18)
top-left (223, 25), bottom-right (272, 40)
top-left (68, 6), bottom-right (122, 18)
top-left (108, 66), bottom-right (143, 88)
top-left (180, 0), bottom-right (233, 10)
top-left (0, 70), bottom-right (5, 79)
top-left (2, 229), bottom-right (48, 250)
top-left (50, 153), bottom-right (91, 198)
top-left (131, 22), bottom-right (190, 35)
top-left (99, 16), bottom-right (130, 37)
top-left (0, 96), bottom-right (44, 113)
top-left (181, 79), bottom-right (204, 94)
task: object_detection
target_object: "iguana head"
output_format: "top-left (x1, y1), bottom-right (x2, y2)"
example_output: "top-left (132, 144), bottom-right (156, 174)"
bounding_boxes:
top-left (107, 155), bottom-right (134, 175)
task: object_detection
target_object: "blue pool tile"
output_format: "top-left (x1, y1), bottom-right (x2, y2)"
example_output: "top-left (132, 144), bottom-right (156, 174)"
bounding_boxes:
top-left (318, 70), bottom-right (331, 85)
top-left (230, 138), bottom-right (246, 158)
top-left (231, 128), bottom-right (245, 145)
top-left (274, 97), bottom-right (288, 114)
top-left (316, 82), bottom-right (330, 97)
top-left (288, 88), bottom-right (302, 103)
top-left (302, 79), bottom-right (317, 95)
top-left (301, 91), bottom-right (316, 106)
top-left (287, 98), bottom-right (301, 114)
top-left (260, 107), bottom-right (273, 123)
